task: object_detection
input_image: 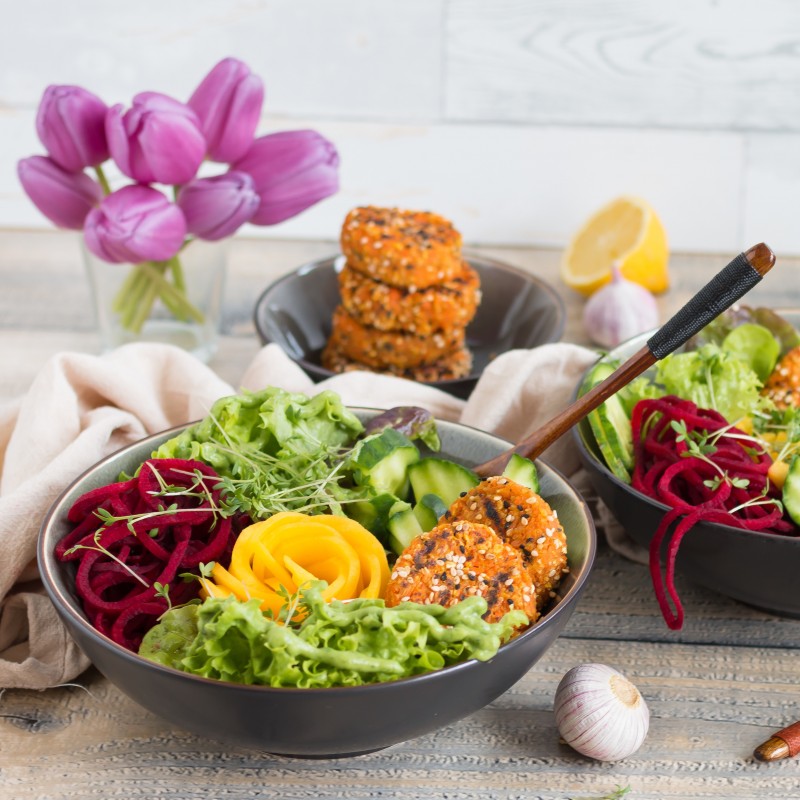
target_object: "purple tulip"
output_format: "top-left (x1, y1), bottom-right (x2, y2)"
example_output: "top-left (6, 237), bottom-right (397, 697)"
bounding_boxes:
top-left (176, 171), bottom-right (259, 241)
top-left (188, 57), bottom-right (264, 163)
top-left (17, 155), bottom-right (102, 229)
top-left (233, 130), bottom-right (339, 225)
top-left (35, 85), bottom-right (109, 172)
top-left (105, 92), bottom-right (206, 185)
top-left (84, 185), bottom-right (187, 264)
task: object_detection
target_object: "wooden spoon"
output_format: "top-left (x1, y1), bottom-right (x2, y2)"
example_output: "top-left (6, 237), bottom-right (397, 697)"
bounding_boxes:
top-left (473, 243), bottom-right (776, 478)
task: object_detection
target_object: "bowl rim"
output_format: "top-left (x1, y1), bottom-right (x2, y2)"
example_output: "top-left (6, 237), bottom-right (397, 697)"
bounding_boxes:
top-left (573, 314), bottom-right (800, 544)
top-left (38, 410), bottom-right (596, 695)
top-left (251, 249), bottom-right (567, 388)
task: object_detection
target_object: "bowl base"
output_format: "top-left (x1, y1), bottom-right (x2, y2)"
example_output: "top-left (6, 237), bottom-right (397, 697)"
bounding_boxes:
top-left (273, 745), bottom-right (393, 759)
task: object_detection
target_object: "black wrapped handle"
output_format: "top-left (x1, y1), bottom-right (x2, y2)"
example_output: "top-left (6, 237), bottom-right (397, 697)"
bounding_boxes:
top-left (647, 243), bottom-right (776, 360)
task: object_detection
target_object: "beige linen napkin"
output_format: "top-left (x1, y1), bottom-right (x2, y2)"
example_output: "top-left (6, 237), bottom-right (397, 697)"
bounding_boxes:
top-left (0, 340), bottom-right (630, 690)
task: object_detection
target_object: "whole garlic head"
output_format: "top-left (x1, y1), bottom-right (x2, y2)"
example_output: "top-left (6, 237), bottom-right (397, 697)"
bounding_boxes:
top-left (554, 663), bottom-right (649, 762)
top-left (582, 264), bottom-right (659, 348)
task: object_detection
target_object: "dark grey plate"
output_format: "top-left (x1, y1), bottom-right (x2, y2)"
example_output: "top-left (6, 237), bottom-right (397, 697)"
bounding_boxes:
top-left (573, 317), bottom-right (800, 618)
top-left (253, 253), bottom-right (566, 399)
top-left (39, 411), bottom-right (595, 757)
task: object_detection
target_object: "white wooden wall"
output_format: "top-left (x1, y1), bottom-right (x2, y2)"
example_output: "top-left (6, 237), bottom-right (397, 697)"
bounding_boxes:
top-left (4, 0), bottom-right (800, 256)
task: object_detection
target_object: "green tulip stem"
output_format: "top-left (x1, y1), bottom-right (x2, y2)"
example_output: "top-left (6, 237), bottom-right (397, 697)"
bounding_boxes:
top-left (112, 265), bottom-right (146, 314)
top-left (94, 165), bottom-right (112, 196)
top-left (135, 262), bottom-right (187, 321)
top-left (169, 255), bottom-right (188, 294)
top-left (115, 266), bottom-right (152, 331)
top-left (137, 262), bottom-right (205, 324)
top-left (128, 274), bottom-right (161, 334)
top-left (107, 249), bottom-right (207, 334)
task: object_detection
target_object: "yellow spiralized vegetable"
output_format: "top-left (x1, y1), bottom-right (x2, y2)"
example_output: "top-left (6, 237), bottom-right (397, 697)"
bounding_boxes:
top-left (203, 512), bottom-right (390, 614)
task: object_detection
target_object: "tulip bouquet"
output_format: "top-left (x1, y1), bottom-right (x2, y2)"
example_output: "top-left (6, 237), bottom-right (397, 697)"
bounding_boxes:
top-left (18, 58), bottom-right (339, 336)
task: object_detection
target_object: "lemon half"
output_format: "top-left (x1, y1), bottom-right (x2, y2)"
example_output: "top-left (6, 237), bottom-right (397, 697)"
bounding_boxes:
top-left (560, 196), bottom-right (669, 296)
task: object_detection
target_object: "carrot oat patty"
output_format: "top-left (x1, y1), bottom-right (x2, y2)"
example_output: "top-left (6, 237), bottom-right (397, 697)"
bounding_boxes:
top-left (325, 305), bottom-right (466, 369)
top-left (321, 342), bottom-right (473, 382)
top-left (341, 206), bottom-right (463, 289)
top-left (763, 345), bottom-right (800, 410)
top-left (337, 261), bottom-right (481, 335)
top-left (444, 476), bottom-right (569, 611)
top-left (384, 520), bottom-right (538, 626)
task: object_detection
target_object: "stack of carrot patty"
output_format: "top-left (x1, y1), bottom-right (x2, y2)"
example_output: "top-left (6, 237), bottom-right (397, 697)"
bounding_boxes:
top-left (322, 206), bottom-right (481, 381)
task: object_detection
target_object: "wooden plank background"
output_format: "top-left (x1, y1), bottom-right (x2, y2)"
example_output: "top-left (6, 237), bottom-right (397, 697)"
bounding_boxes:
top-left (4, 1), bottom-right (800, 254)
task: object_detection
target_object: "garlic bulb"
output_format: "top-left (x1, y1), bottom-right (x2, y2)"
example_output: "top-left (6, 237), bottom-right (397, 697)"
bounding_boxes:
top-left (554, 663), bottom-right (649, 762)
top-left (582, 265), bottom-right (659, 348)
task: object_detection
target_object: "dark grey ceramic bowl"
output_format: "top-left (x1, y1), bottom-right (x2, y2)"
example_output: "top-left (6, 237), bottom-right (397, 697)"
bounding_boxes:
top-left (573, 319), bottom-right (800, 618)
top-left (39, 411), bottom-right (595, 757)
top-left (253, 253), bottom-right (566, 399)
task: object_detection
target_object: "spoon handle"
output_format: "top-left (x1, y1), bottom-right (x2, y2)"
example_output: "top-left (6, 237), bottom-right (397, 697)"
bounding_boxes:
top-left (473, 242), bottom-right (776, 478)
top-left (647, 243), bottom-right (774, 358)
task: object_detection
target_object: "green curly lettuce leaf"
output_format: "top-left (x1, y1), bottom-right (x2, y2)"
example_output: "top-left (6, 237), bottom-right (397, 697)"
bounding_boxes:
top-left (155, 387), bottom-right (363, 472)
top-left (656, 343), bottom-right (772, 424)
top-left (139, 582), bottom-right (527, 688)
top-left (152, 387), bottom-right (365, 518)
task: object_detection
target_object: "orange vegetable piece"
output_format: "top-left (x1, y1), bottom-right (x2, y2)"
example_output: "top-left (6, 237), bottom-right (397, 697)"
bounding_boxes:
top-left (203, 512), bottom-right (390, 614)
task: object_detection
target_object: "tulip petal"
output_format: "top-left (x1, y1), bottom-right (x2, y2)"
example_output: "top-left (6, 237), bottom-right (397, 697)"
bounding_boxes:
top-left (105, 104), bottom-right (133, 177)
top-left (106, 92), bottom-right (206, 185)
top-left (234, 130), bottom-right (340, 226)
top-left (17, 155), bottom-right (102, 230)
top-left (84, 185), bottom-right (187, 264)
top-left (189, 57), bottom-right (264, 163)
top-left (36, 85), bottom-right (109, 172)
top-left (177, 171), bottom-right (259, 240)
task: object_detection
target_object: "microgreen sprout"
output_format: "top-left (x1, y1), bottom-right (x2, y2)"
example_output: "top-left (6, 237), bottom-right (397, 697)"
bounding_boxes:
top-left (753, 405), bottom-right (800, 466)
top-left (64, 529), bottom-right (149, 587)
top-left (670, 419), bottom-right (742, 489)
top-left (669, 419), bottom-right (770, 492)
top-left (153, 581), bottom-right (171, 611)
top-left (703, 474), bottom-right (750, 492)
top-left (728, 480), bottom-right (783, 516)
top-left (91, 464), bottom-right (226, 535)
top-left (198, 416), bottom-right (357, 518)
top-left (262, 584), bottom-right (308, 627)
top-left (179, 561), bottom-right (217, 595)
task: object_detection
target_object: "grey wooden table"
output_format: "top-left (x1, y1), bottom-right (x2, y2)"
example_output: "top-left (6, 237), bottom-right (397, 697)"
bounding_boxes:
top-left (2, 230), bottom-right (800, 800)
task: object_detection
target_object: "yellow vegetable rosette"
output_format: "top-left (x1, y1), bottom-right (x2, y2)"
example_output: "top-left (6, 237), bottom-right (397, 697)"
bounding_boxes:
top-left (202, 512), bottom-right (390, 614)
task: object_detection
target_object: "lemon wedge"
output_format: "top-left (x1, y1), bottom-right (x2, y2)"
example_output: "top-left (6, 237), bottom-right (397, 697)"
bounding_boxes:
top-left (560, 196), bottom-right (669, 296)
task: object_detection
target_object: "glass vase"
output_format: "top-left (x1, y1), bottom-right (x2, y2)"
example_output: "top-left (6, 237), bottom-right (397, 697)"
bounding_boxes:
top-left (83, 239), bottom-right (227, 362)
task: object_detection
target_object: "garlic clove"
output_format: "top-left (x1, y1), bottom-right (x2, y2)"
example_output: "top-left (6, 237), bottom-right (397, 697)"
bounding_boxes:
top-left (582, 264), bottom-right (660, 349)
top-left (554, 662), bottom-right (650, 762)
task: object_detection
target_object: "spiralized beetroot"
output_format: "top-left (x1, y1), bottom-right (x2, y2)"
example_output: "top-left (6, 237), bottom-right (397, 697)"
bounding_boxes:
top-left (56, 458), bottom-right (239, 650)
top-left (631, 396), bottom-right (796, 630)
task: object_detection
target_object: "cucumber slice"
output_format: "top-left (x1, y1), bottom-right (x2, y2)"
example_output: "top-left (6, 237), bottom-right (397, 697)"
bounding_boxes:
top-left (388, 494), bottom-right (449, 556)
top-left (413, 493), bottom-right (448, 531)
top-left (582, 361), bottom-right (633, 482)
top-left (501, 453), bottom-right (539, 492)
top-left (407, 458), bottom-right (479, 507)
top-left (347, 491), bottom-right (404, 539)
top-left (782, 456), bottom-right (800, 525)
top-left (387, 503), bottom-right (423, 555)
top-left (347, 428), bottom-right (420, 499)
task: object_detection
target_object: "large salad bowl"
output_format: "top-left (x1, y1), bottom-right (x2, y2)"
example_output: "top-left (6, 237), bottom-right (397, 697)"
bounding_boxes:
top-left (39, 410), bottom-right (595, 757)
top-left (574, 311), bottom-right (800, 618)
